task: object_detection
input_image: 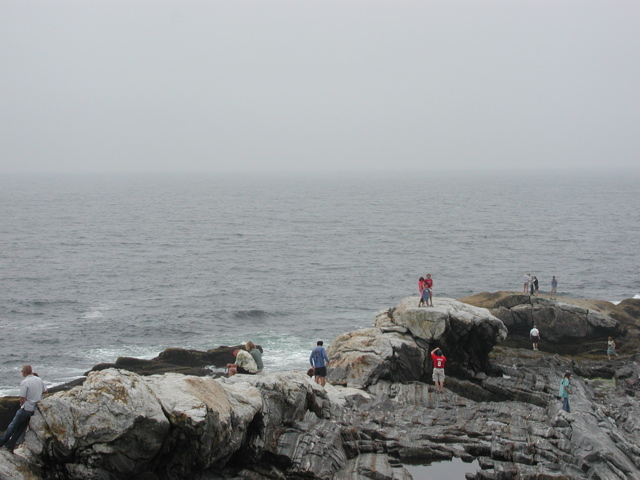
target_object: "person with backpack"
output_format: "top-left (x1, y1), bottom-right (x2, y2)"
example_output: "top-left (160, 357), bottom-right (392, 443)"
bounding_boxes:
top-left (310, 341), bottom-right (330, 387)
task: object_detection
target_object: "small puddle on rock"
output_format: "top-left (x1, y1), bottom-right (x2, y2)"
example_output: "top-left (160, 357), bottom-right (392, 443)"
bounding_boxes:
top-left (404, 457), bottom-right (481, 479)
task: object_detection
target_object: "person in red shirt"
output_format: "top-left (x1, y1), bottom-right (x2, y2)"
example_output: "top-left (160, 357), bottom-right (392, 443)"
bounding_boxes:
top-left (431, 347), bottom-right (446, 393)
top-left (424, 274), bottom-right (434, 307)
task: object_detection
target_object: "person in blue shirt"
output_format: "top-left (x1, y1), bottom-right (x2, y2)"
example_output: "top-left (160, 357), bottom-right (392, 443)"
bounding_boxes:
top-left (310, 341), bottom-right (330, 387)
top-left (559, 372), bottom-right (572, 412)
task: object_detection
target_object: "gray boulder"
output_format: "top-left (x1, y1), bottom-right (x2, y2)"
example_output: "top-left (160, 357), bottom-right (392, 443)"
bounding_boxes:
top-left (490, 295), bottom-right (621, 354)
top-left (327, 297), bottom-right (507, 388)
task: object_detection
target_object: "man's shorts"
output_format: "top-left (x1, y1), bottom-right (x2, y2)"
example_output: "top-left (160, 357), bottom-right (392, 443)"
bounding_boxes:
top-left (432, 368), bottom-right (445, 383)
top-left (314, 366), bottom-right (327, 378)
top-left (237, 367), bottom-right (257, 375)
top-left (531, 336), bottom-right (540, 343)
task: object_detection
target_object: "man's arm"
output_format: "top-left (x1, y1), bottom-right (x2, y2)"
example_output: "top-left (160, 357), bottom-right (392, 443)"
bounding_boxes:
top-left (431, 348), bottom-right (439, 355)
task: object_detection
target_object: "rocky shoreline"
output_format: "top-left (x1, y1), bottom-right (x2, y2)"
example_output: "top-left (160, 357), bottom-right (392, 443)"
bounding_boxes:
top-left (1, 292), bottom-right (639, 480)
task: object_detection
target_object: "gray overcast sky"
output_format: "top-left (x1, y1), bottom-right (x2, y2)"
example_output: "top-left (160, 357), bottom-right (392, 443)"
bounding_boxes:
top-left (1, 1), bottom-right (639, 174)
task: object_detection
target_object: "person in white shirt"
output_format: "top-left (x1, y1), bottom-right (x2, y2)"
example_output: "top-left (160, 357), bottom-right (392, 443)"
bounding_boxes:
top-left (530, 326), bottom-right (540, 351)
top-left (523, 274), bottom-right (531, 294)
top-left (227, 348), bottom-right (258, 377)
top-left (0, 365), bottom-right (47, 451)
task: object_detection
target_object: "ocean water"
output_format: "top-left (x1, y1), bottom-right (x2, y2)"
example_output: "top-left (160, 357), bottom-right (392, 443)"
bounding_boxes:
top-left (1, 171), bottom-right (639, 395)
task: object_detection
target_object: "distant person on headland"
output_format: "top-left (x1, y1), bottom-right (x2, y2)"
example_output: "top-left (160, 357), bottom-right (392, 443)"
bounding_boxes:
top-left (424, 274), bottom-right (434, 307)
top-left (431, 347), bottom-right (446, 393)
top-left (550, 276), bottom-right (558, 298)
top-left (418, 277), bottom-right (427, 307)
top-left (226, 348), bottom-right (258, 377)
top-left (532, 276), bottom-right (539, 295)
top-left (0, 365), bottom-right (47, 452)
top-left (607, 337), bottom-right (618, 360)
top-left (559, 372), bottom-right (572, 412)
top-left (523, 273), bottom-right (531, 294)
top-left (530, 326), bottom-right (540, 351)
top-left (245, 341), bottom-right (264, 371)
top-left (310, 341), bottom-right (330, 387)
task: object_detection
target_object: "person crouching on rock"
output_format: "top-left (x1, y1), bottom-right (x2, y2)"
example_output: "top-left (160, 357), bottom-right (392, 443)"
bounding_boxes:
top-left (431, 348), bottom-right (446, 394)
top-left (227, 348), bottom-right (258, 377)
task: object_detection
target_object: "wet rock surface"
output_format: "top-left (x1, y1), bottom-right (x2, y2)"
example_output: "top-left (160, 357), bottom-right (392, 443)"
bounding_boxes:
top-left (2, 294), bottom-right (639, 480)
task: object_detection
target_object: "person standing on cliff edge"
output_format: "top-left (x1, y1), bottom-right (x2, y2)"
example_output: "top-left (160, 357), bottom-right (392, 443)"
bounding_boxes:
top-left (424, 274), bottom-right (434, 307)
top-left (418, 277), bottom-right (426, 307)
top-left (431, 347), bottom-right (446, 393)
top-left (0, 365), bottom-right (47, 452)
top-left (310, 341), bottom-right (330, 387)
top-left (523, 273), bottom-right (531, 294)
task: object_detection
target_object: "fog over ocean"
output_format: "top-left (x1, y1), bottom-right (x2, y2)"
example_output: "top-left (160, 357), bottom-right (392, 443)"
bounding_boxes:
top-left (1, 171), bottom-right (638, 394)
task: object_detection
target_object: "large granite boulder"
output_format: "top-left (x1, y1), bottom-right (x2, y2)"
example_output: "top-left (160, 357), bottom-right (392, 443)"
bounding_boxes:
top-left (22, 369), bottom-right (263, 480)
top-left (327, 297), bottom-right (507, 388)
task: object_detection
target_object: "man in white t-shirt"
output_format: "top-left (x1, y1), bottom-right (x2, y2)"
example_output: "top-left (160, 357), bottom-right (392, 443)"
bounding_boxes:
top-left (530, 326), bottom-right (540, 351)
top-left (0, 365), bottom-right (47, 451)
top-left (523, 274), bottom-right (531, 294)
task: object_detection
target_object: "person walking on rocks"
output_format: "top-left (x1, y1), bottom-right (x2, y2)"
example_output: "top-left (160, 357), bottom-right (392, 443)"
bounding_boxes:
top-left (550, 276), bottom-right (558, 298)
top-left (431, 347), bottom-right (446, 393)
top-left (523, 273), bottom-right (531, 294)
top-left (310, 341), bottom-right (330, 387)
top-left (559, 372), bottom-right (572, 412)
top-left (424, 274), bottom-right (434, 307)
top-left (0, 365), bottom-right (47, 452)
top-left (607, 337), bottom-right (618, 360)
top-left (227, 348), bottom-right (258, 377)
top-left (530, 326), bottom-right (540, 351)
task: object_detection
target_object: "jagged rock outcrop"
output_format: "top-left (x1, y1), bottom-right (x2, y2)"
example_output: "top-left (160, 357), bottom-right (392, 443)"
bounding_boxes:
top-left (3, 295), bottom-right (640, 480)
top-left (327, 297), bottom-right (507, 388)
top-left (5, 351), bottom-right (640, 480)
top-left (461, 292), bottom-right (634, 355)
top-left (88, 346), bottom-right (250, 377)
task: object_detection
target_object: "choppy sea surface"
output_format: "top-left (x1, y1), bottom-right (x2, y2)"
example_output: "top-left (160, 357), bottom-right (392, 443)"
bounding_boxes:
top-left (1, 171), bottom-right (639, 395)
